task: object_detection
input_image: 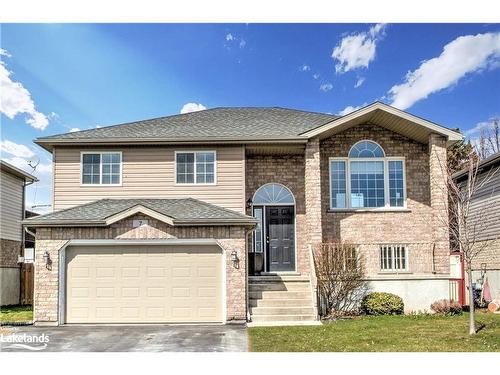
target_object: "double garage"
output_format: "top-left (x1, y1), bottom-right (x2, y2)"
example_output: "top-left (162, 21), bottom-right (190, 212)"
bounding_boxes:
top-left (61, 242), bottom-right (225, 324)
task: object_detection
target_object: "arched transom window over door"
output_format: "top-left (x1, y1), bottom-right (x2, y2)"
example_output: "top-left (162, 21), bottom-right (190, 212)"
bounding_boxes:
top-left (252, 183), bottom-right (295, 205)
top-left (330, 140), bottom-right (406, 209)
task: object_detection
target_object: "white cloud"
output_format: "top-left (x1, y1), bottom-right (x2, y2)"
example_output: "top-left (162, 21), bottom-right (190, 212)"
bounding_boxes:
top-left (0, 140), bottom-right (35, 158)
top-left (338, 103), bottom-right (368, 116)
top-left (313, 73), bottom-right (320, 80)
top-left (69, 127), bottom-right (81, 132)
top-left (225, 33), bottom-right (246, 49)
top-left (319, 83), bottom-right (333, 92)
top-left (354, 77), bottom-right (365, 88)
top-left (389, 32), bottom-right (500, 110)
top-left (180, 102), bottom-right (207, 114)
top-left (1, 156), bottom-right (52, 175)
top-left (0, 51), bottom-right (49, 130)
top-left (0, 49), bottom-right (12, 57)
top-left (332, 23), bottom-right (386, 73)
top-left (300, 64), bottom-right (311, 72)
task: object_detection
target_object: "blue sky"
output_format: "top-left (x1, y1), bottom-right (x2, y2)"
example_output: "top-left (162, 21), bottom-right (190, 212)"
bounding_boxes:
top-left (1, 23), bottom-right (499, 212)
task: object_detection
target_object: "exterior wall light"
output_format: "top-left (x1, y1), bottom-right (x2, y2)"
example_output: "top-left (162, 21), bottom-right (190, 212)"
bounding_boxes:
top-left (246, 198), bottom-right (253, 209)
top-left (43, 251), bottom-right (51, 269)
top-left (231, 249), bottom-right (239, 268)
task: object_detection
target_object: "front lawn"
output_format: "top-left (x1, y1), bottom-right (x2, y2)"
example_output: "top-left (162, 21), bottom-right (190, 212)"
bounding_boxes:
top-left (248, 312), bottom-right (500, 352)
top-left (0, 305), bottom-right (33, 323)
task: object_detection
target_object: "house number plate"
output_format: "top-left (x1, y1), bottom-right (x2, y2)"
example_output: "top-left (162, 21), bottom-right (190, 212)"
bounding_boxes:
top-left (133, 219), bottom-right (149, 228)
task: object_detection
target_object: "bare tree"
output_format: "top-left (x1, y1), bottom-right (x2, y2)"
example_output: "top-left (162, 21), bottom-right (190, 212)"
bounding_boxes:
top-left (475, 118), bottom-right (500, 159)
top-left (313, 242), bottom-right (367, 315)
top-left (447, 155), bottom-right (499, 334)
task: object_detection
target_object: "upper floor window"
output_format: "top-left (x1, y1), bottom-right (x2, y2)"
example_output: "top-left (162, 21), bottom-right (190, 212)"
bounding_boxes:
top-left (176, 151), bottom-right (216, 184)
top-left (81, 152), bottom-right (121, 185)
top-left (330, 140), bottom-right (406, 209)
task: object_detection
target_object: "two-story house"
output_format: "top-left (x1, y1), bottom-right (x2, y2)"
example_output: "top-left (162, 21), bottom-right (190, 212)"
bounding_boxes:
top-left (25, 102), bottom-right (462, 325)
top-left (1, 160), bottom-right (37, 306)
top-left (453, 151), bottom-right (500, 303)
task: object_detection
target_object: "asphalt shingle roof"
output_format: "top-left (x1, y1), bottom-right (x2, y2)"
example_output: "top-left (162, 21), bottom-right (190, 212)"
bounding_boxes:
top-left (36, 107), bottom-right (338, 142)
top-left (23, 198), bottom-right (257, 226)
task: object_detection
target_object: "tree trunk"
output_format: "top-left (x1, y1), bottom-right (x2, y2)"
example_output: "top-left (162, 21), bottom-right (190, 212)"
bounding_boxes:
top-left (466, 265), bottom-right (476, 335)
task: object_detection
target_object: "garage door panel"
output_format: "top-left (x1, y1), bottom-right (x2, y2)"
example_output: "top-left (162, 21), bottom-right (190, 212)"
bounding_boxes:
top-left (66, 245), bottom-right (223, 323)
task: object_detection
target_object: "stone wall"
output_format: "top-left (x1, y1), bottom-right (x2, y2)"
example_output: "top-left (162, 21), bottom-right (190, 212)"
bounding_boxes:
top-left (33, 214), bottom-right (249, 324)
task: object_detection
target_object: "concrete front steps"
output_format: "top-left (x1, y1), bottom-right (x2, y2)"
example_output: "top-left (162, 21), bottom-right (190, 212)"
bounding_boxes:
top-left (248, 275), bottom-right (318, 326)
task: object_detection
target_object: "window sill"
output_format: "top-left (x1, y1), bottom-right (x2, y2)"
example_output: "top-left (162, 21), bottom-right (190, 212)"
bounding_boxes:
top-left (327, 208), bottom-right (411, 213)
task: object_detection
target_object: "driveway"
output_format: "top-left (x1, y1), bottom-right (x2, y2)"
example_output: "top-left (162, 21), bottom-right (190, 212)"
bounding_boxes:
top-left (0, 324), bottom-right (248, 352)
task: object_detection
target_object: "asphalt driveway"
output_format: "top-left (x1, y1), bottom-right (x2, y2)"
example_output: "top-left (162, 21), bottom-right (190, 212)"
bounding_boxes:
top-left (0, 324), bottom-right (248, 352)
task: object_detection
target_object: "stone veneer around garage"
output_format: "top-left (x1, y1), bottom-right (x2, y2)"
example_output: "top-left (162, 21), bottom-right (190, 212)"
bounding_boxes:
top-left (33, 214), bottom-right (249, 325)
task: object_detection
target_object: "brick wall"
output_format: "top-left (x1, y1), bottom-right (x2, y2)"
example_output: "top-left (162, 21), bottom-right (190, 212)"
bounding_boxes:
top-left (34, 214), bottom-right (248, 324)
top-left (0, 238), bottom-right (22, 268)
top-left (319, 123), bottom-right (449, 276)
top-left (245, 154), bottom-right (309, 274)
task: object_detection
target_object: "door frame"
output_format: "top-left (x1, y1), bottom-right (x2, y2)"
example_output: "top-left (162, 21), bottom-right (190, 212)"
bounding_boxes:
top-left (252, 204), bottom-right (297, 273)
top-left (57, 239), bottom-right (226, 325)
top-left (265, 205), bottom-right (296, 272)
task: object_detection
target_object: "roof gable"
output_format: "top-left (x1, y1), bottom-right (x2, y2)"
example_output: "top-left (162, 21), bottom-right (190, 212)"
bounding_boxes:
top-left (300, 102), bottom-right (463, 145)
top-left (23, 198), bottom-right (257, 227)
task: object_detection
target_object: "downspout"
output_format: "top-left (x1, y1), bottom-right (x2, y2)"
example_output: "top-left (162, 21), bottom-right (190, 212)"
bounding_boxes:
top-left (245, 226), bottom-right (256, 323)
top-left (19, 178), bottom-right (35, 304)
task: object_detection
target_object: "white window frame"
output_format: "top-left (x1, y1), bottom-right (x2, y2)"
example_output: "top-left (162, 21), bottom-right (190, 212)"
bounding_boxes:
top-left (174, 150), bottom-right (217, 185)
top-left (80, 151), bottom-right (122, 186)
top-left (379, 244), bottom-right (409, 272)
top-left (329, 154), bottom-right (406, 210)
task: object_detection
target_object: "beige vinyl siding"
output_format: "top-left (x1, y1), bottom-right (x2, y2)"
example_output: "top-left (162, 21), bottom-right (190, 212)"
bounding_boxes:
top-left (53, 146), bottom-right (245, 213)
top-left (0, 170), bottom-right (24, 241)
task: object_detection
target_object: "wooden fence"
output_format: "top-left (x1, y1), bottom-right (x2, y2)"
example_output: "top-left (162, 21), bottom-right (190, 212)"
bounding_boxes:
top-left (20, 263), bottom-right (34, 305)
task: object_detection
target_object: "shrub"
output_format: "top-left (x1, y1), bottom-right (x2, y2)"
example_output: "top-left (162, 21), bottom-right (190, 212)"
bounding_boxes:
top-left (430, 299), bottom-right (462, 315)
top-left (313, 242), bottom-right (368, 316)
top-left (361, 292), bottom-right (404, 315)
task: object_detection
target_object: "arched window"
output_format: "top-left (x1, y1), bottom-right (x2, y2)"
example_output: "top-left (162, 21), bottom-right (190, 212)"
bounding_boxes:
top-left (252, 183), bottom-right (295, 254)
top-left (330, 140), bottom-right (406, 209)
top-left (252, 183), bottom-right (295, 205)
top-left (348, 140), bottom-right (385, 158)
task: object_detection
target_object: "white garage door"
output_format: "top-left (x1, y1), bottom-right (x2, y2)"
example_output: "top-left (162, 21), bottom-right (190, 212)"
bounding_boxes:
top-left (65, 245), bottom-right (223, 323)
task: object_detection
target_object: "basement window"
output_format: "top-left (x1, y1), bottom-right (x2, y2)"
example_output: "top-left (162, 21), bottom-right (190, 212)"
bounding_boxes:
top-left (380, 244), bottom-right (408, 272)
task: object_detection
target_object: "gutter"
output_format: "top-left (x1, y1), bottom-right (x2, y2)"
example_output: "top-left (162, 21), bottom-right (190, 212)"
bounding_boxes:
top-left (34, 137), bottom-right (309, 152)
top-left (22, 218), bottom-right (258, 227)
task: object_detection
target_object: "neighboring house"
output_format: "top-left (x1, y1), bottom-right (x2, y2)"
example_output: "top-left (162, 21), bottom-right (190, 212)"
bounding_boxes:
top-left (0, 160), bottom-right (37, 306)
top-left (453, 152), bottom-right (500, 302)
top-left (24, 102), bottom-right (462, 325)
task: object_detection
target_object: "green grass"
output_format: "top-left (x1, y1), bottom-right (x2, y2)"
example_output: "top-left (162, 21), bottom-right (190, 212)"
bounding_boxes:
top-left (248, 313), bottom-right (500, 352)
top-left (0, 305), bottom-right (33, 323)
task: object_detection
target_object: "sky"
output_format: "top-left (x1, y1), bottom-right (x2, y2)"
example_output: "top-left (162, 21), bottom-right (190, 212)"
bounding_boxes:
top-left (1, 23), bottom-right (499, 213)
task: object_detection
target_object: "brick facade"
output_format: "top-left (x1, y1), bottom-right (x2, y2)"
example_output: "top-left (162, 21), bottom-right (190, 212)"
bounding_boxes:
top-left (318, 124), bottom-right (449, 276)
top-left (0, 238), bottom-right (22, 268)
top-left (245, 154), bottom-right (309, 274)
top-left (33, 214), bottom-right (249, 324)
